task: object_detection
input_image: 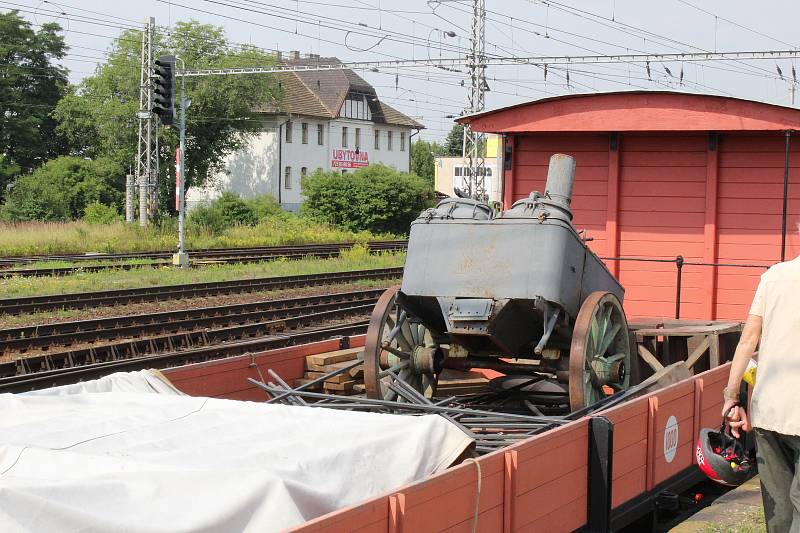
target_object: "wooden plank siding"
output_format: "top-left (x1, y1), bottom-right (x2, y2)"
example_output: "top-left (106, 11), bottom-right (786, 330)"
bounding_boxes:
top-left (163, 331), bottom-right (733, 532)
top-left (513, 134), bottom-right (610, 256)
top-left (163, 335), bottom-right (366, 400)
top-left (714, 134), bottom-right (800, 318)
top-left (505, 130), bottom-right (800, 320)
top-left (290, 358), bottom-right (733, 533)
top-left (617, 134), bottom-right (708, 319)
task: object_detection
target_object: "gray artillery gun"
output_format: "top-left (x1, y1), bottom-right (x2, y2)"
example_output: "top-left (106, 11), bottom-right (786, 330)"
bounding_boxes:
top-left (363, 154), bottom-right (632, 411)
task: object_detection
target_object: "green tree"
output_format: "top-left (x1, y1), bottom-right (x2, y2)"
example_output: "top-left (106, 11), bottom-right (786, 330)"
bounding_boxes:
top-left (410, 139), bottom-right (445, 188)
top-left (443, 123), bottom-right (485, 157)
top-left (187, 191), bottom-right (259, 233)
top-left (54, 21), bottom-right (281, 213)
top-left (0, 10), bottom-right (68, 199)
top-left (301, 164), bottom-right (434, 234)
top-left (444, 124), bottom-right (464, 156)
top-left (1, 156), bottom-right (123, 221)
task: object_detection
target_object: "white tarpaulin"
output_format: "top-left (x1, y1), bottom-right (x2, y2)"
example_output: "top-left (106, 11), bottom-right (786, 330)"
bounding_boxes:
top-left (0, 372), bottom-right (473, 532)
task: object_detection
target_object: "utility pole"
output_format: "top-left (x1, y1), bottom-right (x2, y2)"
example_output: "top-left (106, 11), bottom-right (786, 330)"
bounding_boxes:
top-left (174, 56), bottom-right (189, 268)
top-left (462, 0), bottom-right (487, 201)
top-left (136, 17), bottom-right (158, 225)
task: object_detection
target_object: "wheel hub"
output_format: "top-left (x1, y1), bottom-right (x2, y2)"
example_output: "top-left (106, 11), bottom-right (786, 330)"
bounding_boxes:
top-left (590, 356), bottom-right (626, 386)
top-left (411, 345), bottom-right (443, 375)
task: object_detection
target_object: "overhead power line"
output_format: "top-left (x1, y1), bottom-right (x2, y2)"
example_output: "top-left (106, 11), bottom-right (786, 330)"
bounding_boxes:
top-left (177, 49), bottom-right (800, 77)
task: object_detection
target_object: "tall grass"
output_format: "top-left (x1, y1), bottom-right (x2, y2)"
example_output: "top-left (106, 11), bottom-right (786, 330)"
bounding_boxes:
top-left (0, 247), bottom-right (406, 298)
top-left (0, 218), bottom-right (394, 257)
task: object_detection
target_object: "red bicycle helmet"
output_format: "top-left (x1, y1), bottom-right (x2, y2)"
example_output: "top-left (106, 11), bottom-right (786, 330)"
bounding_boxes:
top-left (695, 422), bottom-right (755, 487)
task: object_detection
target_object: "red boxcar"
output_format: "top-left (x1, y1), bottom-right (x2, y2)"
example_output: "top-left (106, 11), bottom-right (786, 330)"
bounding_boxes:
top-left (459, 91), bottom-right (800, 321)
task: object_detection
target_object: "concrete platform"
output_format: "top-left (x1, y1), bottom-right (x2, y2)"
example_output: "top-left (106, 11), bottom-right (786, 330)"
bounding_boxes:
top-left (670, 476), bottom-right (764, 532)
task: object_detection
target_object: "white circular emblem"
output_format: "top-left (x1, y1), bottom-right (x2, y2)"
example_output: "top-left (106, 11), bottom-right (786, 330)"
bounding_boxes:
top-left (663, 415), bottom-right (679, 463)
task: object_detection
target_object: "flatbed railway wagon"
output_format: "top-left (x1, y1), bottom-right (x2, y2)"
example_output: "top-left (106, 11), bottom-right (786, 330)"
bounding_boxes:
top-left (160, 333), bottom-right (739, 532)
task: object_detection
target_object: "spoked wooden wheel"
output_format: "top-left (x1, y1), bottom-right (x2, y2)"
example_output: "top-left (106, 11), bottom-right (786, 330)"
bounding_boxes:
top-left (569, 291), bottom-right (631, 411)
top-left (364, 287), bottom-right (443, 401)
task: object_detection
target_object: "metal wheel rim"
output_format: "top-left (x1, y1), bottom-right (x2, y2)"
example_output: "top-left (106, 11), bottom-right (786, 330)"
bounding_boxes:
top-left (363, 286), bottom-right (439, 401)
top-left (569, 291), bottom-right (631, 411)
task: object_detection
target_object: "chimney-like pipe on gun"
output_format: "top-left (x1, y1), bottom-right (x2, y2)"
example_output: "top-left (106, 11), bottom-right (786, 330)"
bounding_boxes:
top-left (544, 153), bottom-right (576, 209)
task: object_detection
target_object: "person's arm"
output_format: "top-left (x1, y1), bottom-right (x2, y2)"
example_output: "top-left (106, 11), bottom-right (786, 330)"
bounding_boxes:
top-left (721, 314), bottom-right (761, 437)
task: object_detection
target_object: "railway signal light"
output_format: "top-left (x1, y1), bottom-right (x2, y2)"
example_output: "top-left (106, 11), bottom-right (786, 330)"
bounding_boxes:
top-left (152, 55), bottom-right (175, 126)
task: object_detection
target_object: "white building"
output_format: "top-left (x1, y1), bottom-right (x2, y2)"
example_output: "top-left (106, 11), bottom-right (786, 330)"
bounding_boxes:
top-left (188, 52), bottom-right (424, 211)
top-left (433, 135), bottom-right (503, 203)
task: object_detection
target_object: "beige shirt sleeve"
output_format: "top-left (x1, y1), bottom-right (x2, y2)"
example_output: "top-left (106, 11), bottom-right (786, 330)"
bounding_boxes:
top-left (748, 275), bottom-right (766, 317)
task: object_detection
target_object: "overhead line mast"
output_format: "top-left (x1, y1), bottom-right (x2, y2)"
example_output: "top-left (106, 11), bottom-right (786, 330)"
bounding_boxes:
top-left (136, 17), bottom-right (158, 225)
top-left (463, 0), bottom-right (487, 201)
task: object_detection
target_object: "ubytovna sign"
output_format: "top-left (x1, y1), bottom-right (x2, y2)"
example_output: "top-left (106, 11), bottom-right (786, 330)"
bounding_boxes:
top-left (331, 149), bottom-right (369, 169)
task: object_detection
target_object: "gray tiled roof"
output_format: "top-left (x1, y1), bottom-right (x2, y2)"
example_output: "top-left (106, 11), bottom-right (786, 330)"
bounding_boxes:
top-left (257, 55), bottom-right (423, 128)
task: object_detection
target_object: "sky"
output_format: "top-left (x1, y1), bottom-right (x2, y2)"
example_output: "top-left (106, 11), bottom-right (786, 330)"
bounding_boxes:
top-left (9, 0), bottom-right (800, 141)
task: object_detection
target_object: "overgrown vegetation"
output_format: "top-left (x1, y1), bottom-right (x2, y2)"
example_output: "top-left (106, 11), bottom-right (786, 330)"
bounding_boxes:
top-left (0, 199), bottom-right (391, 256)
top-left (0, 11), bottom-right (68, 202)
top-left (0, 246), bottom-right (405, 298)
top-left (0, 156), bottom-right (123, 221)
top-left (187, 192), bottom-right (284, 233)
top-left (410, 139), bottom-right (447, 187)
top-left (301, 164), bottom-right (434, 234)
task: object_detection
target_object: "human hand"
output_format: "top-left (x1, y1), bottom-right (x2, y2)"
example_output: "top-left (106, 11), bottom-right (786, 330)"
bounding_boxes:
top-left (722, 403), bottom-right (751, 438)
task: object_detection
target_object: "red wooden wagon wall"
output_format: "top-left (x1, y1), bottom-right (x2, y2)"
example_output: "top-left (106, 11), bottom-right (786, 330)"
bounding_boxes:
top-left (462, 92), bottom-right (800, 321)
top-left (293, 362), bottom-right (731, 533)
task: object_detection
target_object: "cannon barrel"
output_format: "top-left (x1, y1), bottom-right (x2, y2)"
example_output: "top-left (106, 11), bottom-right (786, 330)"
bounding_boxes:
top-left (544, 153), bottom-right (576, 210)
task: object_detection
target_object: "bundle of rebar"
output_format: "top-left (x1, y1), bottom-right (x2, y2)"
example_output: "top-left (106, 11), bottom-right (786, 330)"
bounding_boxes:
top-left (248, 365), bottom-right (569, 455)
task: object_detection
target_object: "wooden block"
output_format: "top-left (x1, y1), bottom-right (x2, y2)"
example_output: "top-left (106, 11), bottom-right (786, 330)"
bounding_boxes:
top-left (307, 371), bottom-right (352, 384)
top-left (306, 360), bottom-right (365, 376)
top-left (353, 384), bottom-right (366, 393)
top-left (323, 380), bottom-right (356, 391)
top-left (329, 388), bottom-right (360, 396)
top-left (292, 378), bottom-right (322, 391)
top-left (306, 348), bottom-right (362, 367)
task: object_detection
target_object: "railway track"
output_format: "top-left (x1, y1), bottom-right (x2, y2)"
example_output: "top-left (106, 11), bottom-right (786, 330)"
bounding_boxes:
top-left (0, 301), bottom-right (375, 379)
top-left (0, 321), bottom-right (369, 394)
top-left (0, 267), bottom-right (403, 315)
top-left (0, 290), bottom-right (380, 366)
top-left (0, 241), bottom-right (407, 278)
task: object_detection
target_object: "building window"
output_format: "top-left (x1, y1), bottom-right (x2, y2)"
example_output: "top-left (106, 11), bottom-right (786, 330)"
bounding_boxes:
top-left (400, 132), bottom-right (406, 151)
top-left (387, 131), bottom-right (393, 151)
top-left (342, 126), bottom-right (348, 147)
top-left (355, 128), bottom-right (361, 150)
top-left (455, 167), bottom-right (462, 177)
top-left (374, 130), bottom-right (380, 150)
top-left (317, 124), bottom-right (324, 145)
top-left (341, 92), bottom-right (372, 121)
top-left (284, 166), bottom-right (292, 189)
top-left (285, 121), bottom-right (292, 143)
top-left (301, 167), bottom-right (307, 178)
top-left (301, 122), bottom-right (308, 144)
top-left (486, 167), bottom-right (492, 177)
top-left (316, 167), bottom-right (322, 173)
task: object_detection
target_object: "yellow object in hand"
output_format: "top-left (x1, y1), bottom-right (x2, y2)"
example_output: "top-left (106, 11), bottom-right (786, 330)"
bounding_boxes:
top-left (742, 359), bottom-right (757, 387)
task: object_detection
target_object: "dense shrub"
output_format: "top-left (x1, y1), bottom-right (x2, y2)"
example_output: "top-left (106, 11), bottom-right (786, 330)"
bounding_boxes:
top-left (187, 191), bottom-right (260, 233)
top-left (300, 164), bottom-right (434, 234)
top-left (245, 194), bottom-right (284, 220)
top-left (83, 202), bottom-right (121, 224)
top-left (0, 156), bottom-right (123, 221)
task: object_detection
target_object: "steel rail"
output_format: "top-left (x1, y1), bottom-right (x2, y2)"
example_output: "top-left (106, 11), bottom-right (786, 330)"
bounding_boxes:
top-left (0, 289), bottom-right (385, 354)
top-left (1, 304), bottom-right (375, 379)
top-left (0, 322), bottom-right (369, 394)
top-left (0, 267), bottom-right (403, 315)
top-left (0, 242), bottom-right (407, 278)
top-left (0, 240), bottom-right (407, 264)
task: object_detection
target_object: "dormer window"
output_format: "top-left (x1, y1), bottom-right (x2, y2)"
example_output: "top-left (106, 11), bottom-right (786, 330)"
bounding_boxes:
top-left (341, 92), bottom-right (372, 121)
